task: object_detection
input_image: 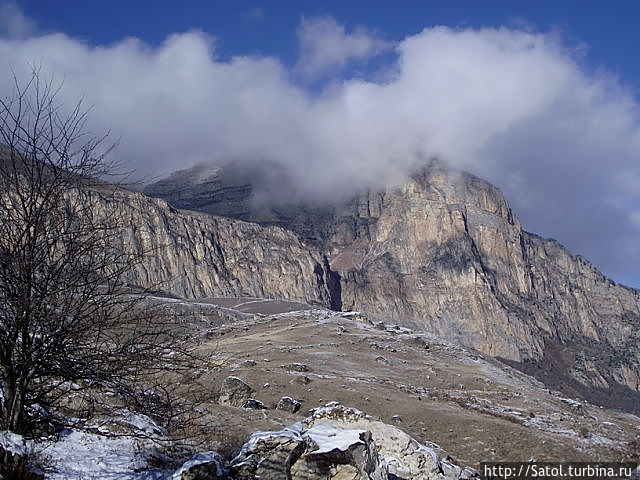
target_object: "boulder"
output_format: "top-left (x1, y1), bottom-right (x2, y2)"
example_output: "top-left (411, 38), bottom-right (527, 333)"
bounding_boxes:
top-left (305, 402), bottom-right (476, 480)
top-left (276, 396), bottom-right (302, 413)
top-left (172, 452), bottom-right (225, 480)
top-left (218, 376), bottom-right (253, 407)
top-left (231, 434), bottom-right (305, 479)
top-left (230, 424), bottom-right (386, 480)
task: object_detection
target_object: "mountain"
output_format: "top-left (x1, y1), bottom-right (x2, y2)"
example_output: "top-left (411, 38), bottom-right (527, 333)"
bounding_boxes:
top-left (142, 159), bottom-right (640, 414)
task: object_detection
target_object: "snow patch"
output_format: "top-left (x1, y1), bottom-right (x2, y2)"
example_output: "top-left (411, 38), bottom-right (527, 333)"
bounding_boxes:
top-left (172, 451), bottom-right (225, 480)
top-left (559, 397), bottom-right (583, 408)
top-left (0, 430), bottom-right (26, 456)
top-left (40, 429), bottom-right (169, 480)
top-left (240, 421), bottom-right (365, 456)
top-left (305, 424), bottom-right (365, 454)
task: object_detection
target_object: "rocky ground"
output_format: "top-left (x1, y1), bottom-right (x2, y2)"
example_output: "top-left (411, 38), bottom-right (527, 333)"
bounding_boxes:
top-left (5, 294), bottom-right (639, 479)
top-left (160, 295), bottom-right (640, 469)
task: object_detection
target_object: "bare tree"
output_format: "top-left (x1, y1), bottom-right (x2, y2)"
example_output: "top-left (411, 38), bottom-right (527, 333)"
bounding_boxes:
top-left (0, 71), bottom-right (196, 435)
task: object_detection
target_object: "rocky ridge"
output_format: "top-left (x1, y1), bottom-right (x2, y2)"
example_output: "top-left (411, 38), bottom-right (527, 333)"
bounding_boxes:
top-left (142, 160), bottom-right (640, 412)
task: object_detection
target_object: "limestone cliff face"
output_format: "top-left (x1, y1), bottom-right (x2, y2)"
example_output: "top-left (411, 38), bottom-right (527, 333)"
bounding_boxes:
top-left (325, 165), bottom-right (640, 354)
top-left (329, 166), bottom-right (539, 361)
top-left (92, 188), bottom-right (331, 305)
top-left (142, 161), bottom-right (640, 408)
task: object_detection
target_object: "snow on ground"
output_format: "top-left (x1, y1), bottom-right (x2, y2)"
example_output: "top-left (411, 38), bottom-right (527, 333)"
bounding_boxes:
top-left (0, 430), bottom-right (26, 455)
top-left (38, 429), bottom-right (169, 480)
top-left (238, 420), bottom-right (366, 456)
top-left (1, 412), bottom-right (175, 480)
top-left (305, 424), bottom-right (366, 454)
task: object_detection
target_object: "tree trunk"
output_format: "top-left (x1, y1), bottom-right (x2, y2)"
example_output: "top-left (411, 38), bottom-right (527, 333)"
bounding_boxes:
top-left (2, 376), bottom-right (25, 433)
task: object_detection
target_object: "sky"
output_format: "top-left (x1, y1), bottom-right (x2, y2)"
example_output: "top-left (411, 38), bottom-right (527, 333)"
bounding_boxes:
top-left (0, 1), bottom-right (639, 287)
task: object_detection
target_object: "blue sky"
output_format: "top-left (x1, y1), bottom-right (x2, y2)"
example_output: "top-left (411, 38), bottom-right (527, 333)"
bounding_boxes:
top-left (16, 1), bottom-right (640, 87)
top-left (1, 1), bottom-right (640, 287)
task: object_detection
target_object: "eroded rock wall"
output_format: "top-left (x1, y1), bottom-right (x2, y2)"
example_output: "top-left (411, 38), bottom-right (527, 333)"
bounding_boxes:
top-left (91, 188), bottom-right (332, 305)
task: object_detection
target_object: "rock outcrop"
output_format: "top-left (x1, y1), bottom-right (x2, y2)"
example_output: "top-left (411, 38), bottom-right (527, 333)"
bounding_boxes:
top-left (230, 424), bottom-right (386, 480)
top-left (138, 160), bottom-right (640, 410)
top-left (174, 402), bottom-right (475, 480)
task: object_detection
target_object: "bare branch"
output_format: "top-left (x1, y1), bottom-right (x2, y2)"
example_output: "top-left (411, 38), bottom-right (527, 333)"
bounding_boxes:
top-left (0, 70), bottom-right (205, 436)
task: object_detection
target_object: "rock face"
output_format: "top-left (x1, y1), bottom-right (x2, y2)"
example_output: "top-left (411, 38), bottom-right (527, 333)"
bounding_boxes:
top-left (317, 163), bottom-right (640, 411)
top-left (138, 160), bottom-right (640, 410)
top-left (89, 188), bottom-right (332, 305)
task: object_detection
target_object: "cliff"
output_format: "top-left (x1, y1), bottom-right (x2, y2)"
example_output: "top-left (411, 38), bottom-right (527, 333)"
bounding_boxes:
top-left (90, 188), bottom-right (332, 305)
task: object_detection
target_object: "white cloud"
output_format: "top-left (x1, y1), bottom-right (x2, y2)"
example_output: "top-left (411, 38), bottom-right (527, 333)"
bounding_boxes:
top-left (0, 17), bottom-right (639, 284)
top-left (295, 16), bottom-right (389, 79)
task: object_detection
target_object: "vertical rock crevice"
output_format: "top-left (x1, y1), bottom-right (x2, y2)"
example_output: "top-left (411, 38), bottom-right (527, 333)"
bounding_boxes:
top-left (323, 257), bottom-right (342, 311)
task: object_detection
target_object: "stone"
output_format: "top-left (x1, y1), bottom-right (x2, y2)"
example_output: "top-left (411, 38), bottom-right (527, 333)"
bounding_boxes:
top-left (218, 376), bottom-right (254, 407)
top-left (290, 429), bottom-right (386, 480)
top-left (173, 452), bottom-right (225, 480)
top-left (276, 396), bottom-right (302, 413)
top-left (231, 435), bottom-right (306, 480)
top-left (306, 402), bottom-right (457, 480)
top-left (242, 398), bottom-right (267, 410)
top-left (281, 363), bottom-right (310, 372)
top-left (180, 462), bottom-right (220, 480)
